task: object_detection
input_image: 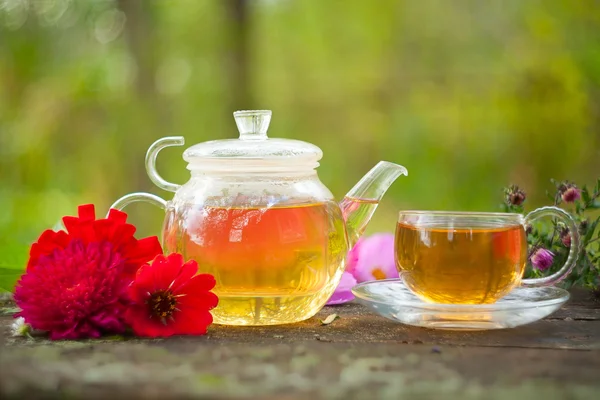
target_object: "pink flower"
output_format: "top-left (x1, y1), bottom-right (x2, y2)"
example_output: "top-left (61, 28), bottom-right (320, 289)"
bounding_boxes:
top-left (326, 233), bottom-right (398, 305)
top-left (353, 233), bottom-right (398, 283)
top-left (326, 272), bottom-right (358, 305)
top-left (344, 237), bottom-right (364, 277)
top-left (562, 187), bottom-right (581, 203)
top-left (530, 248), bottom-right (554, 271)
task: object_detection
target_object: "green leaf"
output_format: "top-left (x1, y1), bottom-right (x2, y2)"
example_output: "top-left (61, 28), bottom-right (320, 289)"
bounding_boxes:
top-left (0, 242), bottom-right (29, 293)
top-left (589, 200), bottom-right (600, 210)
top-left (0, 307), bottom-right (20, 315)
top-left (0, 267), bottom-right (24, 293)
top-left (584, 217), bottom-right (600, 244)
top-left (582, 186), bottom-right (591, 204)
top-left (103, 335), bottom-right (127, 341)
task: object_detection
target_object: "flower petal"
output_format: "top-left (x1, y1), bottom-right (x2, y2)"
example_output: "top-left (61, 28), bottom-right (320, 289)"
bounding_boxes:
top-left (175, 273), bottom-right (216, 295)
top-left (177, 291), bottom-right (219, 310)
top-left (125, 306), bottom-right (174, 338)
top-left (98, 221), bottom-right (136, 249)
top-left (326, 272), bottom-right (357, 305)
top-left (166, 253), bottom-right (185, 269)
top-left (353, 233), bottom-right (398, 282)
top-left (128, 265), bottom-right (155, 302)
top-left (122, 236), bottom-right (163, 275)
top-left (64, 217), bottom-right (96, 243)
top-left (168, 309), bottom-right (213, 336)
top-left (170, 260), bottom-right (199, 292)
top-left (27, 230), bottom-right (70, 269)
top-left (149, 254), bottom-right (182, 289)
top-left (345, 237), bottom-right (364, 276)
top-left (78, 204), bottom-right (97, 221)
top-left (107, 208), bottom-right (128, 225)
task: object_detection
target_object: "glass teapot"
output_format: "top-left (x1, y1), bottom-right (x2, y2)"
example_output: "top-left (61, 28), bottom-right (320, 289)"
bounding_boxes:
top-left (110, 110), bottom-right (408, 326)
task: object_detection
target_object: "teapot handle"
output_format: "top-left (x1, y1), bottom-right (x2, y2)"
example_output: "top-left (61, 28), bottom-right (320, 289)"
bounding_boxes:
top-left (146, 136), bottom-right (185, 192)
top-left (107, 136), bottom-right (184, 216)
top-left (108, 192), bottom-right (168, 214)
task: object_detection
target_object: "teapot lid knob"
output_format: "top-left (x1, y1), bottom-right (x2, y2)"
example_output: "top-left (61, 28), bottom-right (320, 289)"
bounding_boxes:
top-left (233, 110), bottom-right (271, 141)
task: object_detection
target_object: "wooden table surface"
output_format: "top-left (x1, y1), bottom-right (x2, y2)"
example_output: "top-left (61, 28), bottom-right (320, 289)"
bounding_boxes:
top-left (1, 289), bottom-right (599, 400)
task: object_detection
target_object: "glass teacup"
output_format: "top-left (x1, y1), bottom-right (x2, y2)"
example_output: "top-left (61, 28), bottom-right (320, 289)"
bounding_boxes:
top-left (395, 207), bottom-right (580, 304)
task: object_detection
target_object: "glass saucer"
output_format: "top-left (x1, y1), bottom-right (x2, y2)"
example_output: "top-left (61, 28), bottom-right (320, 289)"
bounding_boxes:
top-left (351, 279), bottom-right (570, 330)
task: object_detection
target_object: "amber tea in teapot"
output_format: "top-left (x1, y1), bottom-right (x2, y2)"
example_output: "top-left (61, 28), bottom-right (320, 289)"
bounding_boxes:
top-left (163, 201), bottom-right (345, 325)
top-left (111, 110), bottom-right (408, 325)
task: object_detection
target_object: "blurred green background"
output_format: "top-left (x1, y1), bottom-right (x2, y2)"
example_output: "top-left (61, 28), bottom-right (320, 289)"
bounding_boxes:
top-left (1, 0), bottom-right (599, 287)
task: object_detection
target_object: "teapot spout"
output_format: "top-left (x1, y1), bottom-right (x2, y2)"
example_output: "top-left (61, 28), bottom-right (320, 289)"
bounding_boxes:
top-left (340, 161), bottom-right (408, 248)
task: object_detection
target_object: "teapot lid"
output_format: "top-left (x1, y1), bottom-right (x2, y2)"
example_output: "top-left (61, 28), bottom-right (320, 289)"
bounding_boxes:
top-left (182, 110), bottom-right (323, 170)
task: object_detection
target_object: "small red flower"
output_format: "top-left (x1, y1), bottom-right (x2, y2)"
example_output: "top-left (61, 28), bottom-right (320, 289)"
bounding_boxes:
top-left (14, 240), bottom-right (130, 339)
top-left (27, 204), bottom-right (162, 281)
top-left (125, 254), bottom-right (218, 338)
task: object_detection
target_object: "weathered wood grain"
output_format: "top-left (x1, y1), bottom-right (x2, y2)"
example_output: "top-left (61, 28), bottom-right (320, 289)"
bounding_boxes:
top-left (1, 289), bottom-right (599, 399)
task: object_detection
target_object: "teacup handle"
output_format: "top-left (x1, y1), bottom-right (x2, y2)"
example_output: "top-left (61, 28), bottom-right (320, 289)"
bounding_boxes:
top-left (521, 206), bottom-right (580, 287)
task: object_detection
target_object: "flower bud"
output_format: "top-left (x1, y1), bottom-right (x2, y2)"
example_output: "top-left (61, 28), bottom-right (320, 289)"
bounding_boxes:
top-left (505, 185), bottom-right (526, 206)
top-left (557, 181), bottom-right (581, 203)
top-left (560, 228), bottom-right (571, 248)
top-left (592, 276), bottom-right (600, 300)
top-left (562, 187), bottom-right (581, 203)
top-left (557, 183), bottom-right (568, 193)
top-left (579, 219), bottom-right (589, 235)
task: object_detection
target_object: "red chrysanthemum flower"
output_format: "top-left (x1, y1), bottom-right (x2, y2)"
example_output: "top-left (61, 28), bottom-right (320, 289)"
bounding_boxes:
top-left (125, 254), bottom-right (218, 338)
top-left (27, 204), bottom-right (162, 281)
top-left (14, 204), bottom-right (163, 339)
top-left (14, 240), bottom-right (130, 340)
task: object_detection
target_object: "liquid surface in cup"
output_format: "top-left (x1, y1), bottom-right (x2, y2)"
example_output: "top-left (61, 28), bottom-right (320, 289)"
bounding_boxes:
top-left (162, 201), bottom-right (347, 325)
top-left (395, 222), bottom-right (527, 304)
